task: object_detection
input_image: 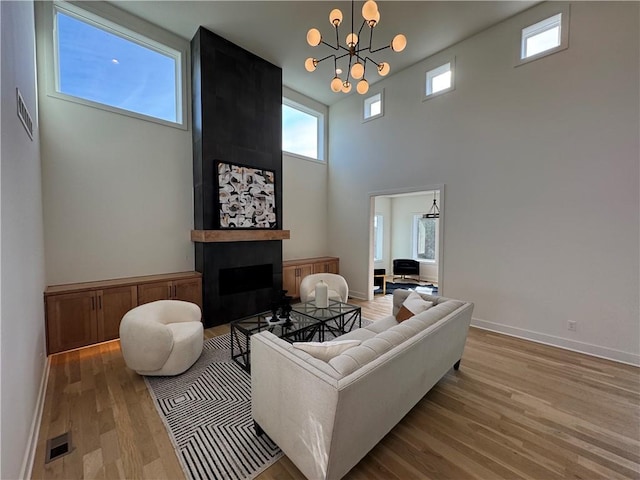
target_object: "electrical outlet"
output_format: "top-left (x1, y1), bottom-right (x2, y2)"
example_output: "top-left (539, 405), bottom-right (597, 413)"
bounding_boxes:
top-left (568, 320), bottom-right (577, 332)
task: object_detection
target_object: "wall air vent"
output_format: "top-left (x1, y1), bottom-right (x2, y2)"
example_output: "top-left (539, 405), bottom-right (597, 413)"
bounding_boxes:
top-left (45, 431), bottom-right (73, 463)
top-left (16, 88), bottom-right (34, 140)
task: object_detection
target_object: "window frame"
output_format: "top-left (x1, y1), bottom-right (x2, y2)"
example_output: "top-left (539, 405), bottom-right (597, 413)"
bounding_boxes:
top-left (43, 0), bottom-right (188, 129)
top-left (282, 97), bottom-right (325, 162)
top-left (412, 214), bottom-right (439, 263)
top-left (423, 57), bottom-right (455, 102)
top-left (362, 89), bottom-right (384, 122)
top-left (515, 4), bottom-right (570, 67)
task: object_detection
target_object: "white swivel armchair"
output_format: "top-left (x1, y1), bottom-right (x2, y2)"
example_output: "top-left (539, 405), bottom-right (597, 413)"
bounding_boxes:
top-left (119, 300), bottom-right (203, 376)
top-left (299, 273), bottom-right (349, 303)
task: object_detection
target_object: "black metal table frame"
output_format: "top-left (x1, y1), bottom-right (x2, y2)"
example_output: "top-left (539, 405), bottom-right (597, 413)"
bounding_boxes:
top-left (230, 301), bottom-right (362, 372)
top-left (293, 301), bottom-right (362, 342)
top-left (231, 312), bottom-right (322, 372)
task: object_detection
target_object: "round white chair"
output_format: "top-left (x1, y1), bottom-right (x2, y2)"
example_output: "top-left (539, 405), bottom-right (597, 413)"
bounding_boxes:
top-left (119, 300), bottom-right (203, 376)
top-left (299, 273), bottom-right (349, 303)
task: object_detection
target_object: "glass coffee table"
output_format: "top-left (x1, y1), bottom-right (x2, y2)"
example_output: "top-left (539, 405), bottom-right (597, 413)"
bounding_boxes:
top-left (230, 300), bottom-right (362, 372)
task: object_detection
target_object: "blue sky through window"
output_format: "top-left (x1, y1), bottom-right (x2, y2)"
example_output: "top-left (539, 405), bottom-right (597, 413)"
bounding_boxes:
top-left (282, 104), bottom-right (318, 159)
top-left (56, 11), bottom-right (178, 123)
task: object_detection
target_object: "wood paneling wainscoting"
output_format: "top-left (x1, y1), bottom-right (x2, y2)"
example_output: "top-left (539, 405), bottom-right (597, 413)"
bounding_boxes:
top-left (44, 272), bottom-right (202, 354)
top-left (31, 295), bottom-right (640, 479)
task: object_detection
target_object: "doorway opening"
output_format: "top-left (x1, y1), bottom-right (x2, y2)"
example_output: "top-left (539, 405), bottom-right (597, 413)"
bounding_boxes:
top-left (368, 185), bottom-right (444, 300)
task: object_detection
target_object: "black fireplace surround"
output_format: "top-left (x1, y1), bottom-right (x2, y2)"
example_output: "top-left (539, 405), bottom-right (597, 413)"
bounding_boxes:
top-left (191, 27), bottom-right (284, 327)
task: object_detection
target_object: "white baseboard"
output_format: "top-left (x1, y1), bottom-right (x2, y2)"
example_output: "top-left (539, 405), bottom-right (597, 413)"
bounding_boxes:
top-left (349, 290), bottom-right (368, 301)
top-left (20, 356), bottom-right (50, 480)
top-left (472, 317), bottom-right (640, 367)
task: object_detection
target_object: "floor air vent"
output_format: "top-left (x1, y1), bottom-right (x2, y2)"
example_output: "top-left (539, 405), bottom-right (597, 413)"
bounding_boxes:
top-left (45, 432), bottom-right (73, 463)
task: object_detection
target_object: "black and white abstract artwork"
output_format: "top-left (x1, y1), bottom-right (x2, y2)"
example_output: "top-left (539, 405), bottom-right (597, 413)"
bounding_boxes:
top-left (216, 161), bottom-right (276, 229)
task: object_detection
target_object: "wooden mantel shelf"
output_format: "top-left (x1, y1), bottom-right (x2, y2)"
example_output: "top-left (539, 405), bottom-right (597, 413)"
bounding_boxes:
top-left (191, 229), bottom-right (290, 243)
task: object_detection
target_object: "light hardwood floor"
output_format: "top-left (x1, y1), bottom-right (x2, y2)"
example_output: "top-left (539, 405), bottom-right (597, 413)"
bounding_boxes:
top-left (32, 295), bottom-right (640, 479)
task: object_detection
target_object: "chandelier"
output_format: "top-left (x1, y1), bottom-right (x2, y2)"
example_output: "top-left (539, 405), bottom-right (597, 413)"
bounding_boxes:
top-left (423, 192), bottom-right (440, 219)
top-left (304, 0), bottom-right (407, 95)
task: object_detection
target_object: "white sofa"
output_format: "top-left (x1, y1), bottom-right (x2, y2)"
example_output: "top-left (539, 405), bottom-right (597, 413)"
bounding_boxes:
top-left (251, 289), bottom-right (473, 480)
top-left (120, 300), bottom-right (203, 376)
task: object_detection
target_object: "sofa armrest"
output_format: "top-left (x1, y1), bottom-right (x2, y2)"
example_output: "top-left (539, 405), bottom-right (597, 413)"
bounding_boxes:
top-left (251, 332), bottom-right (340, 480)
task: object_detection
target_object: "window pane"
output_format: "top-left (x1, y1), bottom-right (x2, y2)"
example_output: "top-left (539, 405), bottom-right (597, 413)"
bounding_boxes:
top-left (416, 218), bottom-right (436, 261)
top-left (525, 25), bottom-right (560, 57)
top-left (364, 92), bottom-right (383, 120)
top-left (370, 100), bottom-right (381, 117)
top-left (426, 62), bottom-right (452, 96)
top-left (431, 71), bottom-right (452, 94)
top-left (282, 104), bottom-right (318, 159)
top-left (521, 13), bottom-right (562, 59)
top-left (56, 11), bottom-right (179, 123)
top-left (374, 214), bottom-right (383, 261)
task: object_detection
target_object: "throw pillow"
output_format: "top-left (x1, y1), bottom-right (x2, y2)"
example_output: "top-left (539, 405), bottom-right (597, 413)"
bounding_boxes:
top-left (293, 339), bottom-right (361, 362)
top-left (396, 291), bottom-right (433, 322)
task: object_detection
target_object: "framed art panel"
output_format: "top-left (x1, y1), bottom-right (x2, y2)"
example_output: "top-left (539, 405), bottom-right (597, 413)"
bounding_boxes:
top-left (215, 161), bottom-right (277, 229)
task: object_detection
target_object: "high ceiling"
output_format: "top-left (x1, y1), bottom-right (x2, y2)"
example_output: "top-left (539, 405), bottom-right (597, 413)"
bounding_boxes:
top-left (112, 1), bottom-right (538, 106)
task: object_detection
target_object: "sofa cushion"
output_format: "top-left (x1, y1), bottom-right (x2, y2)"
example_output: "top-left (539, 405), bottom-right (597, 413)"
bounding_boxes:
top-left (410, 300), bottom-right (464, 329)
top-left (396, 291), bottom-right (433, 321)
top-left (287, 347), bottom-right (344, 379)
top-left (293, 339), bottom-right (361, 362)
top-left (376, 329), bottom-right (407, 347)
top-left (389, 321), bottom-right (422, 339)
top-left (360, 337), bottom-right (395, 356)
top-left (336, 327), bottom-right (377, 342)
top-left (365, 316), bottom-right (399, 333)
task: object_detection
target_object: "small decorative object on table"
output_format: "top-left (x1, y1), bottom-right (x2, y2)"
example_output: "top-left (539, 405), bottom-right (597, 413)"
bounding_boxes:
top-left (268, 300), bottom-right (284, 325)
top-left (268, 290), bottom-right (293, 326)
top-left (315, 280), bottom-right (329, 308)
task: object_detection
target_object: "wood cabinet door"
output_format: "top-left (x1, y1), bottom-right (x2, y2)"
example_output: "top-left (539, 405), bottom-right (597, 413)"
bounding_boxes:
top-left (327, 260), bottom-right (339, 274)
top-left (312, 261), bottom-right (339, 274)
top-left (297, 264), bottom-right (314, 296)
top-left (299, 264), bottom-right (313, 280)
top-left (282, 266), bottom-right (298, 298)
top-left (97, 286), bottom-right (137, 342)
top-left (138, 281), bottom-right (171, 305)
top-left (174, 278), bottom-right (202, 310)
top-left (312, 262), bottom-right (326, 274)
top-left (46, 291), bottom-right (97, 354)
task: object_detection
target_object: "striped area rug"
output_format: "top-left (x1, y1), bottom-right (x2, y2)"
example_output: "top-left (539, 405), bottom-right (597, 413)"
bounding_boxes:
top-left (145, 334), bottom-right (282, 480)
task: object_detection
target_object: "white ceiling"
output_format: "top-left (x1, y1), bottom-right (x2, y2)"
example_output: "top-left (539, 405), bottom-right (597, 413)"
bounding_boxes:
top-left (111, 1), bottom-right (538, 106)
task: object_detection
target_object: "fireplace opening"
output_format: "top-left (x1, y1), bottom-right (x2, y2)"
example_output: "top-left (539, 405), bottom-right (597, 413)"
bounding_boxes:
top-left (219, 264), bottom-right (273, 296)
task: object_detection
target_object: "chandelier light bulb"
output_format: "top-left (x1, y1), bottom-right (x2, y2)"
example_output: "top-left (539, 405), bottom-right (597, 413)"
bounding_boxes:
top-left (329, 9), bottom-right (343, 27)
top-left (368, 11), bottom-right (380, 28)
top-left (304, 57), bottom-right (318, 72)
top-left (346, 32), bottom-right (358, 48)
top-left (330, 76), bottom-right (343, 92)
top-left (378, 61), bottom-right (390, 76)
top-left (341, 81), bottom-right (352, 93)
top-left (391, 34), bottom-right (407, 52)
top-left (357, 79), bottom-right (369, 94)
top-left (351, 61), bottom-right (365, 80)
top-left (307, 28), bottom-right (322, 46)
top-left (362, 0), bottom-right (379, 22)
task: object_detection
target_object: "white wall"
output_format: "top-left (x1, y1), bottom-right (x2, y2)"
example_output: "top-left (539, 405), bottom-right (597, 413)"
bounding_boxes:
top-left (35, 1), bottom-right (194, 285)
top-left (1, 1), bottom-right (48, 478)
top-left (328, 2), bottom-right (639, 364)
top-left (373, 196), bottom-right (391, 273)
top-left (282, 87), bottom-right (329, 260)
